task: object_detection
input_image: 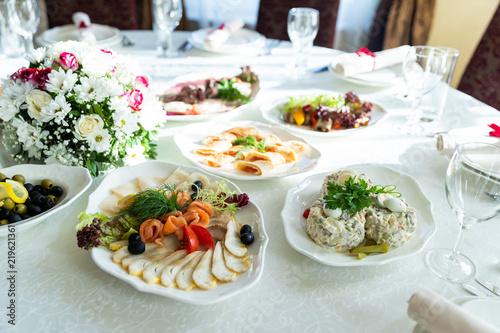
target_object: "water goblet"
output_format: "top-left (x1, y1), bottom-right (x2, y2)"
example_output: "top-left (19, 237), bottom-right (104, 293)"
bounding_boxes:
top-left (5, 0), bottom-right (39, 54)
top-left (401, 46), bottom-right (446, 134)
top-left (425, 142), bottom-right (500, 283)
top-left (287, 7), bottom-right (319, 78)
top-left (152, 0), bottom-right (183, 57)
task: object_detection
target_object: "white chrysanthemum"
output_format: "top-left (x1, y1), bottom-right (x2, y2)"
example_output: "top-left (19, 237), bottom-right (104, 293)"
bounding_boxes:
top-left (24, 47), bottom-right (47, 64)
top-left (45, 68), bottom-right (78, 94)
top-left (2, 81), bottom-right (35, 108)
top-left (13, 118), bottom-right (48, 159)
top-left (73, 76), bottom-right (99, 102)
top-left (103, 77), bottom-right (125, 97)
top-left (44, 142), bottom-right (80, 166)
top-left (124, 144), bottom-right (147, 166)
top-left (46, 41), bottom-right (86, 63)
top-left (40, 94), bottom-right (72, 125)
top-left (136, 91), bottom-right (167, 130)
top-left (112, 106), bottom-right (140, 135)
top-left (80, 50), bottom-right (113, 78)
top-left (86, 129), bottom-right (111, 153)
top-left (113, 59), bottom-right (136, 86)
top-left (0, 98), bottom-right (20, 122)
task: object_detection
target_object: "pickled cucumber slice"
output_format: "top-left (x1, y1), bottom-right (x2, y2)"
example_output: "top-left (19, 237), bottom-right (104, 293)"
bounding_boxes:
top-left (350, 243), bottom-right (389, 254)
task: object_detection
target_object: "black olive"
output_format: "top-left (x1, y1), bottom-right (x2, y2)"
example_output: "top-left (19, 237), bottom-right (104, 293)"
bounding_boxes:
top-left (190, 192), bottom-right (197, 201)
top-left (9, 214), bottom-right (22, 224)
top-left (29, 190), bottom-right (40, 197)
top-left (41, 199), bottom-right (54, 211)
top-left (128, 233), bottom-right (141, 244)
top-left (33, 185), bottom-right (44, 193)
top-left (128, 241), bottom-right (145, 254)
top-left (32, 194), bottom-right (46, 205)
top-left (28, 204), bottom-right (42, 216)
top-left (20, 213), bottom-right (31, 220)
top-left (240, 233), bottom-right (254, 245)
top-left (24, 183), bottom-right (34, 192)
top-left (50, 186), bottom-right (64, 197)
top-left (240, 224), bottom-right (252, 235)
top-left (0, 209), bottom-right (12, 220)
top-left (191, 180), bottom-right (203, 191)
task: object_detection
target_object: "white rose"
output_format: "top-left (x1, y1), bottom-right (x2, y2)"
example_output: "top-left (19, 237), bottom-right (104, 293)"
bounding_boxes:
top-left (74, 114), bottom-right (104, 140)
top-left (26, 89), bottom-right (53, 122)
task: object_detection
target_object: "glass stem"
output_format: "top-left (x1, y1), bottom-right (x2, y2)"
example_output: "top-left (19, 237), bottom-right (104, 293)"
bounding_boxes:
top-left (23, 35), bottom-right (34, 54)
top-left (452, 216), bottom-right (473, 255)
top-left (408, 95), bottom-right (423, 123)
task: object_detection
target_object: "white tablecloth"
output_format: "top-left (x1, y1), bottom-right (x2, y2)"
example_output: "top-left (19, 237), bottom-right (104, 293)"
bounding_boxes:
top-left (1, 31), bottom-right (500, 333)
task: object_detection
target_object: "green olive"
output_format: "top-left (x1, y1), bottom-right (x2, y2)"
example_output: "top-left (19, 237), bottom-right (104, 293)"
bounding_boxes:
top-left (0, 219), bottom-right (8, 226)
top-left (47, 195), bottom-right (58, 204)
top-left (13, 203), bottom-right (27, 215)
top-left (0, 173), bottom-right (7, 181)
top-left (3, 198), bottom-right (15, 210)
top-left (12, 174), bottom-right (26, 184)
top-left (41, 179), bottom-right (54, 190)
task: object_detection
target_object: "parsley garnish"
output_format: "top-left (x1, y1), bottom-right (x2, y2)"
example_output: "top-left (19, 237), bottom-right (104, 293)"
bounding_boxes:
top-left (323, 177), bottom-right (401, 213)
top-left (216, 78), bottom-right (250, 104)
top-left (232, 135), bottom-right (266, 159)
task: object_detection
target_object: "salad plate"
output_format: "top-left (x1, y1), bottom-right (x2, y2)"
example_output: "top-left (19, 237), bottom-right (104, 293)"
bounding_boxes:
top-left (155, 70), bottom-right (258, 122)
top-left (281, 164), bottom-right (436, 266)
top-left (87, 160), bottom-right (269, 305)
top-left (188, 28), bottom-right (266, 54)
top-left (174, 120), bottom-right (321, 180)
top-left (0, 164), bottom-right (92, 237)
top-left (37, 24), bottom-right (122, 48)
top-left (261, 93), bottom-right (388, 137)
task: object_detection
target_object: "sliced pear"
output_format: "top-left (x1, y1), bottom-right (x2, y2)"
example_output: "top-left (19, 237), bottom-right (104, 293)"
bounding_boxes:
top-left (109, 240), bottom-right (128, 251)
top-left (160, 251), bottom-right (202, 288)
top-left (223, 246), bottom-right (250, 273)
top-left (224, 220), bottom-right (247, 257)
top-left (176, 252), bottom-right (205, 291)
top-left (193, 249), bottom-right (217, 290)
top-left (128, 249), bottom-right (173, 276)
top-left (143, 250), bottom-right (187, 284)
top-left (212, 241), bottom-right (237, 282)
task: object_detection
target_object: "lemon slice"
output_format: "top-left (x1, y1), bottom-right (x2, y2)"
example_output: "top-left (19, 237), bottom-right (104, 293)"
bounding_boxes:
top-left (0, 180), bottom-right (29, 203)
top-left (117, 194), bottom-right (136, 210)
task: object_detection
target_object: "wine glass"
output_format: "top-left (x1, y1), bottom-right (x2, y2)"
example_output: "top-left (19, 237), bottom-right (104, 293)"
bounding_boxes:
top-left (287, 7), bottom-right (319, 78)
top-left (152, 0), bottom-right (183, 57)
top-left (215, 0), bottom-right (243, 24)
top-left (5, 0), bottom-right (39, 54)
top-left (400, 46), bottom-right (446, 134)
top-left (425, 142), bottom-right (500, 283)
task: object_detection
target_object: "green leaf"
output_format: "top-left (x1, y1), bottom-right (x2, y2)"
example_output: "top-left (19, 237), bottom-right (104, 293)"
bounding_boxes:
top-left (86, 159), bottom-right (98, 177)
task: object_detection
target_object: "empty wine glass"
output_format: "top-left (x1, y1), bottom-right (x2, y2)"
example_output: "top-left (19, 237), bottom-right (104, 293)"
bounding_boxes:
top-left (425, 142), bottom-right (500, 283)
top-left (5, 0), bottom-right (39, 54)
top-left (400, 46), bottom-right (446, 134)
top-left (152, 0), bottom-right (183, 57)
top-left (287, 7), bottom-right (319, 78)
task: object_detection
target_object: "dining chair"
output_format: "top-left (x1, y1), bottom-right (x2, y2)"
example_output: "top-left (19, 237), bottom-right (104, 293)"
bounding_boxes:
top-left (255, 0), bottom-right (340, 48)
top-left (457, 4), bottom-right (500, 111)
top-left (44, 0), bottom-right (139, 30)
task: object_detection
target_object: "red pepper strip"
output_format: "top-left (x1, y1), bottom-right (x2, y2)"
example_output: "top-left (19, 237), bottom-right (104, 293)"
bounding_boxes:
top-left (191, 225), bottom-right (214, 249)
top-left (332, 123), bottom-right (341, 130)
top-left (310, 111), bottom-right (318, 128)
top-left (183, 225), bottom-right (199, 253)
top-left (303, 208), bottom-right (311, 219)
top-left (488, 123), bottom-right (500, 137)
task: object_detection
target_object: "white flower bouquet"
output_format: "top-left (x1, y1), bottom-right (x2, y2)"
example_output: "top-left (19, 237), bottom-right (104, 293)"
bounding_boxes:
top-left (0, 41), bottom-right (166, 176)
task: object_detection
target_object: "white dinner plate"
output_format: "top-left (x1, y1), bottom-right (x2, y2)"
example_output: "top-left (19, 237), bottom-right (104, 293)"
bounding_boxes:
top-left (155, 71), bottom-right (258, 121)
top-left (37, 24), bottom-right (122, 47)
top-left (281, 164), bottom-right (437, 266)
top-left (328, 60), bottom-right (404, 87)
top-left (174, 120), bottom-right (321, 180)
top-left (0, 164), bottom-right (92, 237)
top-left (454, 296), bottom-right (500, 328)
top-left (261, 93), bottom-right (388, 137)
top-left (87, 160), bottom-right (268, 305)
top-left (188, 28), bottom-right (266, 53)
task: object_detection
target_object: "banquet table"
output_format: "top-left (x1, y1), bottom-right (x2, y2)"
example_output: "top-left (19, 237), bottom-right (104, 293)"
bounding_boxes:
top-left (1, 30), bottom-right (500, 333)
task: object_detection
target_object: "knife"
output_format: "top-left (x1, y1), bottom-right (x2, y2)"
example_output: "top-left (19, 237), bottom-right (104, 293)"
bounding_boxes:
top-left (476, 278), bottom-right (500, 296)
top-left (461, 283), bottom-right (489, 297)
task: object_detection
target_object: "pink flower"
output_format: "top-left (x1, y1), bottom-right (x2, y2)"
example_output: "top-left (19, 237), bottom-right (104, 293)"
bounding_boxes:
top-left (57, 52), bottom-right (78, 70)
top-left (135, 76), bottom-right (149, 88)
top-left (19, 68), bottom-right (38, 84)
top-left (101, 49), bottom-right (113, 55)
top-left (125, 89), bottom-right (143, 111)
top-left (10, 67), bottom-right (27, 81)
top-left (34, 68), bottom-right (53, 89)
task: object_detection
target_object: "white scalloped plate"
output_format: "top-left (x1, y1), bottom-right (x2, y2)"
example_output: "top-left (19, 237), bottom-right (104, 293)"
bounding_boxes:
top-left (37, 24), bottom-right (122, 47)
top-left (281, 164), bottom-right (436, 266)
top-left (0, 164), bottom-right (92, 237)
top-left (87, 161), bottom-right (268, 305)
top-left (261, 93), bottom-right (388, 137)
top-left (174, 120), bottom-right (321, 180)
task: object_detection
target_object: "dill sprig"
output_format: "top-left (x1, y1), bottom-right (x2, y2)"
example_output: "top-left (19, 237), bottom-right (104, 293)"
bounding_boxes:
top-left (115, 182), bottom-right (185, 221)
top-left (233, 135), bottom-right (266, 160)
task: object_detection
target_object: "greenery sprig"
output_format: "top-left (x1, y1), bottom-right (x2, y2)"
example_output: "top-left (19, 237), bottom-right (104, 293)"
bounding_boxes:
top-left (232, 135), bottom-right (267, 160)
top-left (216, 78), bottom-right (250, 104)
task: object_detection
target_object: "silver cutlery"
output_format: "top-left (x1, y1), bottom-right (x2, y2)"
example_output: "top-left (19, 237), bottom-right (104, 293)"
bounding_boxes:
top-left (262, 39), bottom-right (280, 55)
top-left (461, 283), bottom-right (490, 297)
top-left (177, 40), bottom-right (193, 53)
top-left (121, 35), bottom-right (134, 47)
top-left (476, 278), bottom-right (500, 296)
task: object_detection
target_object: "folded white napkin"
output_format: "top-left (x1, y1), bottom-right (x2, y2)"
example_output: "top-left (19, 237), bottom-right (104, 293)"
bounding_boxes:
top-left (72, 12), bottom-right (97, 44)
top-left (408, 288), bottom-right (500, 333)
top-left (203, 19), bottom-right (244, 49)
top-left (436, 125), bottom-right (499, 157)
top-left (332, 45), bottom-right (410, 77)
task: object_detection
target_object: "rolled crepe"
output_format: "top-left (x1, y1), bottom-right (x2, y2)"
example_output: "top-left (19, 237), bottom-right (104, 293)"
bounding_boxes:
top-left (203, 154), bottom-right (234, 168)
top-left (234, 160), bottom-right (273, 175)
top-left (72, 12), bottom-right (97, 44)
top-left (265, 145), bottom-right (296, 163)
top-left (332, 45), bottom-right (410, 77)
top-left (204, 19), bottom-right (244, 49)
top-left (285, 140), bottom-right (308, 153)
top-left (202, 133), bottom-right (237, 145)
top-left (222, 126), bottom-right (259, 138)
top-left (245, 151), bottom-right (285, 165)
top-left (408, 288), bottom-right (499, 333)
